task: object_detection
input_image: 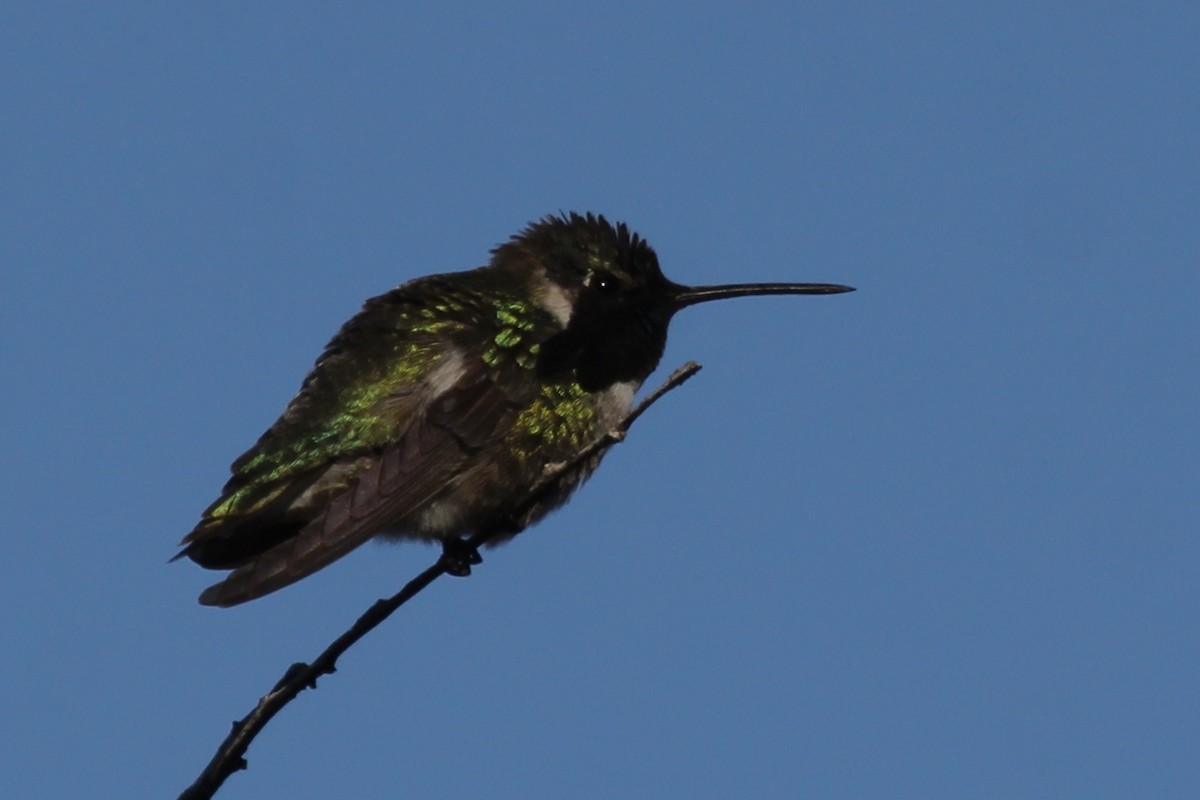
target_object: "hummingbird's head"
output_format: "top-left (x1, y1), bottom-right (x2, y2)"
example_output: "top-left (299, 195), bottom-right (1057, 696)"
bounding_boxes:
top-left (493, 213), bottom-right (678, 391)
top-left (494, 212), bottom-right (672, 328)
top-left (493, 212), bottom-right (854, 392)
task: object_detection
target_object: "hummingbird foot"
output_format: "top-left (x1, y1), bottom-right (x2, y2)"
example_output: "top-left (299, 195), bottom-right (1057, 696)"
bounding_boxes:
top-left (272, 662), bottom-right (318, 693)
top-left (439, 537), bottom-right (483, 577)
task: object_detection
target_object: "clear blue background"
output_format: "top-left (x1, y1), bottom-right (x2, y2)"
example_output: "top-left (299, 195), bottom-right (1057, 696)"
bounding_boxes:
top-left (4, 4), bottom-right (1196, 798)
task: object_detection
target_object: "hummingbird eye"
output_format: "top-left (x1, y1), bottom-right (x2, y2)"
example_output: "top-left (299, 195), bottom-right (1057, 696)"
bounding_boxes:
top-left (588, 270), bottom-right (620, 294)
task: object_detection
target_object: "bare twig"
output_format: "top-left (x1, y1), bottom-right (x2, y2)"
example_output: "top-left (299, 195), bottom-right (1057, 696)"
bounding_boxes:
top-left (177, 361), bottom-right (703, 800)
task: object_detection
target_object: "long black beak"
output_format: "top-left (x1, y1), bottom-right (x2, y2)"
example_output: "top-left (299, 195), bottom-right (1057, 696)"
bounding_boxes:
top-left (669, 282), bottom-right (855, 310)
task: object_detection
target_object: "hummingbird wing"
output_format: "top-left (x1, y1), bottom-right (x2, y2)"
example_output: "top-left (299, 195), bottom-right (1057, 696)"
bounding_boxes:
top-left (177, 274), bottom-right (544, 606)
top-left (197, 364), bottom-right (517, 606)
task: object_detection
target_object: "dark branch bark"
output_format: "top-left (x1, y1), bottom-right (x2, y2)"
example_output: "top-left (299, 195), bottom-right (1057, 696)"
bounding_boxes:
top-left (177, 361), bottom-right (703, 800)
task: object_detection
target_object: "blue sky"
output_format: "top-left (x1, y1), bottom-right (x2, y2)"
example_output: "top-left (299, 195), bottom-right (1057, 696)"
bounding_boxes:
top-left (4, 4), bottom-right (1197, 798)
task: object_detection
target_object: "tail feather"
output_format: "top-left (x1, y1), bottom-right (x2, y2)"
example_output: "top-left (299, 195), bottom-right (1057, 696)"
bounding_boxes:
top-left (196, 441), bottom-right (463, 606)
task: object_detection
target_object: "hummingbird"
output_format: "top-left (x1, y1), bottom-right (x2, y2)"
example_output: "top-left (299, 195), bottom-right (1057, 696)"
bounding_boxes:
top-left (176, 212), bottom-right (853, 606)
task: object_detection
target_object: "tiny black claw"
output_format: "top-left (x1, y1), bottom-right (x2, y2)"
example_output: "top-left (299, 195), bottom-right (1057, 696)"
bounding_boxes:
top-left (440, 538), bottom-right (483, 577)
top-left (273, 662), bottom-right (311, 692)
